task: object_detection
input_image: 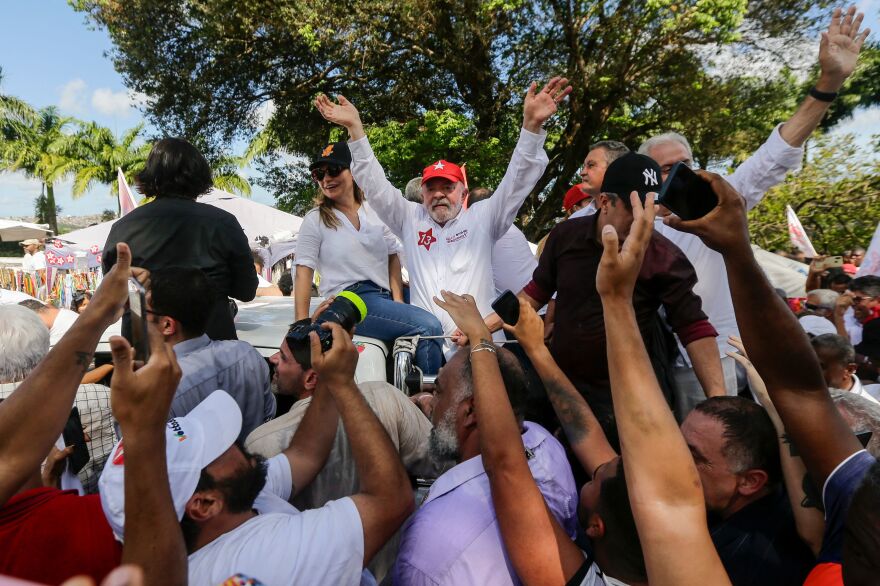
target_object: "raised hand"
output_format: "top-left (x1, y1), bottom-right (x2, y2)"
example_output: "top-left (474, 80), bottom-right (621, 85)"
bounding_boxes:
top-left (88, 242), bottom-right (150, 326)
top-left (434, 290), bottom-right (492, 342)
top-left (663, 171), bottom-right (750, 256)
top-left (314, 94), bottom-right (365, 139)
top-left (309, 322), bottom-right (359, 384)
top-left (522, 77), bottom-right (572, 133)
top-left (597, 192), bottom-right (656, 302)
top-left (818, 6), bottom-right (870, 91)
top-left (502, 297), bottom-right (545, 354)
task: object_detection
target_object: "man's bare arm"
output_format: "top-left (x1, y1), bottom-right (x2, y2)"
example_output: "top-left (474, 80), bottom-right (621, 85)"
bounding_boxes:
top-left (599, 193), bottom-right (730, 585)
top-left (283, 383), bottom-right (339, 497)
top-left (684, 337), bottom-right (727, 398)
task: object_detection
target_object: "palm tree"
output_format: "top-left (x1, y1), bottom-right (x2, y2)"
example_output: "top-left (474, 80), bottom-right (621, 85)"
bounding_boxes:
top-left (210, 152), bottom-right (253, 197)
top-left (0, 105), bottom-right (76, 234)
top-left (63, 121), bottom-right (151, 213)
top-left (0, 67), bottom-right (33, 123)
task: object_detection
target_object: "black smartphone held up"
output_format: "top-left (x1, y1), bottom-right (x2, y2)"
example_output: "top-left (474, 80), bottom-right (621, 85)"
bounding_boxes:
top-left (492, 290), bottom-right (520, 327)
top-left (128, 276), bottom-right (150, 363)
top-left (657, 162), bottom-right (718, 221)
top-left (62, 407), bottom-right (90, 474)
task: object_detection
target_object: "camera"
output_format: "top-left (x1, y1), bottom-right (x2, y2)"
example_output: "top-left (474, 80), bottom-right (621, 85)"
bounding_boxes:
top-left (286, 291), bottom-right (367, 368)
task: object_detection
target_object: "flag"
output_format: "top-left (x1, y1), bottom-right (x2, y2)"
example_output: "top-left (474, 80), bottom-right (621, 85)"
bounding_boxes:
top-left (117, 168), bottom-right (138, 216)
top-left (786, 205), bottom-right (818, 258)
top-left (857, 221), bottom-right (880, 277)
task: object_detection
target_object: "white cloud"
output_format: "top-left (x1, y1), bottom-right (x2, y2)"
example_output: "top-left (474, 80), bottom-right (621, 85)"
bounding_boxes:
top-left (58, 79), bottom-right (88, 114)
top-left (91, 88), bottom-right (146, 118)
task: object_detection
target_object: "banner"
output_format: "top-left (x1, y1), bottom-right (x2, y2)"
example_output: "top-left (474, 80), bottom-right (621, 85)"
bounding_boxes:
top-left (786, 205), bottom-right (818, 257)
top-left (118, 168), bottom-right (138, 216)
top-left (857, 221), bottom-right (880, 277)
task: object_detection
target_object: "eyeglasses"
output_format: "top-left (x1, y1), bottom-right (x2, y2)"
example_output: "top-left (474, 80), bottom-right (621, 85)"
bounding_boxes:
top-left (852, 296), bottom-right (876, 304)
top-left (311, 165), bottom-right (345, 182)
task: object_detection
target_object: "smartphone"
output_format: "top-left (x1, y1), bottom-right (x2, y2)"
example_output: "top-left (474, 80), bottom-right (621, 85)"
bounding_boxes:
top-left (492, 290), bottom-right (520, 326)
top-left (62, 407), bottom-right (90, 474)
top-left (817, 256), bottom-right (844, 270)
top-left (657, 162), bottom-right (718, 221)
top-left (128, 277), bottom-right (150, 363)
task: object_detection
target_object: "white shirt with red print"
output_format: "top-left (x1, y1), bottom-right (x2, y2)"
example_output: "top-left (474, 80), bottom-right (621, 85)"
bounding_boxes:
top-left (348, 128), bottom-right (548, 354)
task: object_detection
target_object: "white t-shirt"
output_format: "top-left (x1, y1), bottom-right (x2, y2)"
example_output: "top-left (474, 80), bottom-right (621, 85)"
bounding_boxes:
top-left (492, 225), bottom-right (537, 295)
top-left (22, 250), bottom-right (46, 272)
top-left (49, 308), bottom-right (79, 346)
top-left (188, 454), bottom-right (365, 586)
top-left (349, 128), bottom-right (548, 353)
top-left (296, 203), bottom-right (401, 297)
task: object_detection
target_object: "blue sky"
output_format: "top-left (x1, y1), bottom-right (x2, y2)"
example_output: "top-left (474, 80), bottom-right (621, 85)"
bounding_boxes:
top-left (0, 1), bottom-right (878, 218)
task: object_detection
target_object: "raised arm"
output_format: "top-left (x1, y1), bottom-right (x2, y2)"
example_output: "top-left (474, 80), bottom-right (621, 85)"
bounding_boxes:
top-left (309, 323), bottom-right (414, 566)
top-left (599, 192), bottom-right (729, 586)
top-left (665, 172), bottom-right (862, 486)
top-left (503, 298), bottom-right (617, 474)
top-left (0, 243), bottom-right (148, 505)
top-left (281, 377), bottom-right (339, 498)
top-left (481, 78), bottom-right (568, 241)
top-left (109, 321), bottom-right (186, 586)
top-left (730, 7), bottom-right (869, 210)
top-left (435, 291), bottom-right (585, 585)
top-left (315, 94), bottom-right (411, 235)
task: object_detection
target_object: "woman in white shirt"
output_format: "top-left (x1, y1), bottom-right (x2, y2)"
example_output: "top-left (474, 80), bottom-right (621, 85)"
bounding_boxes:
top-left (295, 141), bottom-right (443, 374)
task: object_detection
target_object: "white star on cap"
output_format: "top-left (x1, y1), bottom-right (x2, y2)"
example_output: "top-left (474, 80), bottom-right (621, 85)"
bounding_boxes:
top-left (433, 161), bottom-right (445, 170)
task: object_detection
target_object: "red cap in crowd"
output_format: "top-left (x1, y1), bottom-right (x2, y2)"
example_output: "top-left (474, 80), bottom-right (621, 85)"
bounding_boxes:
top-left (422, 160), bottom-right (465, 186)
top-left (563, 184), bottom-right (590, 212)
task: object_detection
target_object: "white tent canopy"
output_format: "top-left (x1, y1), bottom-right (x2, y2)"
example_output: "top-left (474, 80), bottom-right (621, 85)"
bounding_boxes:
top-left (60, 189), bottom-right (302, 267)
top-left (0, 219), bottom-right (52, 242)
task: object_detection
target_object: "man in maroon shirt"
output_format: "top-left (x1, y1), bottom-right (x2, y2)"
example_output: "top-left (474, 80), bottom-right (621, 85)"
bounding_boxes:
top-left (511, 153), bottom-right (724, 445)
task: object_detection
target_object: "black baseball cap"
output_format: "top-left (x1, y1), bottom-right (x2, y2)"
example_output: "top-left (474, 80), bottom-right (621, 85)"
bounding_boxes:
top-left (600, 152), bottom-right (663, 204)
top-left (310, 141), bottom-right (352, 170)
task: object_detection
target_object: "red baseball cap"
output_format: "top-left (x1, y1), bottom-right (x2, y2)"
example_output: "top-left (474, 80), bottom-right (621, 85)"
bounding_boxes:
top-left (563, 184), bottom-right (590, 212)
top-left (422, 160), bottom-right (465, 186)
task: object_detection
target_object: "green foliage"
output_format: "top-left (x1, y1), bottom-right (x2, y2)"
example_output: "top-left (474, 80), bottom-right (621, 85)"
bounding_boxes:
top-left (749, 134), bottom-right (880, 254)
top-left (63, 122), bottom-right (150, 199)
top-left (73, 0), bottom-right (880, 238)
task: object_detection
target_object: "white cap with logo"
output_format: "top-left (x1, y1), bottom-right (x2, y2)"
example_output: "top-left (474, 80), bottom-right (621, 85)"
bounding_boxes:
top-left (99, 390), bottom-right (243, 541)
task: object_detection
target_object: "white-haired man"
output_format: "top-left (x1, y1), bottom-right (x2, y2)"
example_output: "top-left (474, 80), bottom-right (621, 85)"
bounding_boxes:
top-left (638, 7), bottom-right (869, 418)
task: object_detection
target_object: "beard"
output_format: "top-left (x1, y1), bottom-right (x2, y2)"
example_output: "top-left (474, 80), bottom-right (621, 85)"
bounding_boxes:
top-left (427, 197), bottom-right (463, 224)
top-left (429, 407), bottom-right (461, 464)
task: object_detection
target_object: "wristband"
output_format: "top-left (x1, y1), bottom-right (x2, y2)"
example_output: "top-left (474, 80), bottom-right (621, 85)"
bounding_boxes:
top-left (809, 86), bottom-right (838, 102)
top-left (470, 342), bottom-right (497, 355)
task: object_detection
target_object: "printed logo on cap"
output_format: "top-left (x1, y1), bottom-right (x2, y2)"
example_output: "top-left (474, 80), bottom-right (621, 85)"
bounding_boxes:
top-left (643, 168), bottom-right (658, 187)
top-left (322, 144), bottom-right (334, 157)
top-left (167, 418), bottom-right (188, 442)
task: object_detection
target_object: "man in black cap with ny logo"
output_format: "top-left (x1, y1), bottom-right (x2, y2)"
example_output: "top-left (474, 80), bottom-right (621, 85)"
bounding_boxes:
top-left (503, 152), bottom-right (726, 447)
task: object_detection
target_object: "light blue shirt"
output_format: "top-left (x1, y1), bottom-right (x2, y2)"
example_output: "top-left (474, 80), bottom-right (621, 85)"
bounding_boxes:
top-left (392, 422), bottom-right (578, 585)
top-left (171, 334), bottom-right (275, 441)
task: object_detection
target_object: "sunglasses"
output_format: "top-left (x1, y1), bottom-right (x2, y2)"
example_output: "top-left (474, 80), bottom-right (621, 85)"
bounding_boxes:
top-left (311, 165), bottom-right (346, 182)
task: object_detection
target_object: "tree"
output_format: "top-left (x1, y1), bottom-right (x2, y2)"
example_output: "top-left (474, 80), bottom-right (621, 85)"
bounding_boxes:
top-left (73, 0), bottom-right (879, 238)
top-left (64, 122), bottom-right (150, 202)
top-left (749, 134), bottom-right (880, 254)
top-left (0, 106), bottom-right (76, 234)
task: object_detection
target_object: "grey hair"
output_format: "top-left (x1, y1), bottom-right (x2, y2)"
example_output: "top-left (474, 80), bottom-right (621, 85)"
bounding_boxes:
top-left (807, 289), bottom-right (840, 309)
top-left (590, 140), bottom-right (630, 165)
top-left (0, 305), bottom-right (50, 383)
top-left (638, 132), bottom-right (694, 161)
top-left (404, 177), bottom-right (423, 203)
top-left (812, 334), bottom-right (856, 365)
top-left (830, 389), bottom-right (880, 458)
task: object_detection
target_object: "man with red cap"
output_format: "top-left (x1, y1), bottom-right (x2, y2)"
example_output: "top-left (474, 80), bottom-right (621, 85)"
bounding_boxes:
top-left (315, 77), bottom-right (571, 352)
top-left (562, 184), bottom-right (591, 217)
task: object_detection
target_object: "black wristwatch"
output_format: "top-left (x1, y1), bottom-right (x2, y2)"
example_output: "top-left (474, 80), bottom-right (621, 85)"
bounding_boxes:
top-left (809, 86), bottom-right (838, 102)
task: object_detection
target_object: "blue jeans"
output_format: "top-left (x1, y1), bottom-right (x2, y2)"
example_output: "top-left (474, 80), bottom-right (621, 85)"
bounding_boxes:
top-left (344, 281), bottom-right (443, 374)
